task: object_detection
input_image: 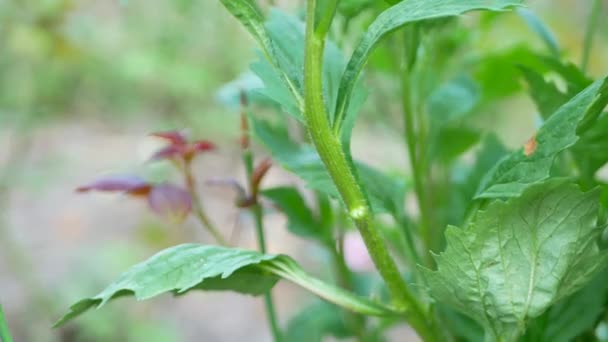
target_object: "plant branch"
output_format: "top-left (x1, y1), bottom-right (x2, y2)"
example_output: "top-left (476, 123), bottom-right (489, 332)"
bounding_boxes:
top-left (241, 98), bottom-right (283, 342)
top-left (184, 164), bottom-right (227, 245)
top-left (0, 304), bottom-right (14, 342)
top-left (303, 1), bottom-right (437, 340)
top-left (400, 31), bottom-right (434, 265)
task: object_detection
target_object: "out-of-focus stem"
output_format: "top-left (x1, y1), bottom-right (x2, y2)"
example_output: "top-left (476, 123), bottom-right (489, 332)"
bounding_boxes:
top-left (581, 0), bottom-right (602, 72)
top-left (241, 93), bottom-right (283, 342)
top-left (0, 304), bottom-right (14, 342)
top-left (184, 165), bottom-right (227, 245)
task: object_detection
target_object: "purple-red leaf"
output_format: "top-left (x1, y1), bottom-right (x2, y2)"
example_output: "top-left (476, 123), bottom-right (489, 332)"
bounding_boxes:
top-left (150, 131), bottom-right (188, 146)
top-left (76, 175), bottom-right (151, 196)
top-left (147, 183), bottom-right (192, 223)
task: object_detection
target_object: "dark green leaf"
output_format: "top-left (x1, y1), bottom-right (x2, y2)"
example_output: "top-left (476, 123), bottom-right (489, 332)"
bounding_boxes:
top-left (429, 125), bottom-right (481, 164)
top-left (56, 244), bottom-right (398, 327)
top-left (262, 187), bottom-right (330, 242)
top-left (476, 77), bottom-right (608, 199)
top-left (523, 267), bottom-right (608, 342)
top-left (447, 135), bottom-right (508, 226)
top-left (573, 112), bottom-right (608, 175)
top-left (427, 75), bottom-right (479, 123)
top-left (285, 301), bottom-right (352, 342)
top-left (422, 181), bottom-right (608, 339)
top-left (334, 0), bottom-right (523, 130)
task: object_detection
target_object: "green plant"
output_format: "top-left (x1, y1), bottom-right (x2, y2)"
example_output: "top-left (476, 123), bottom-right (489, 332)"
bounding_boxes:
top-left (55, 1), bottom-right (608, 341)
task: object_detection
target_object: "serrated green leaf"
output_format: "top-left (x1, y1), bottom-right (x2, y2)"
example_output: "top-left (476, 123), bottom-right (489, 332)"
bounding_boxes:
top-left (249, 10), bottom-right (366, 127)
top-left (334, 0), bottom-right (523, 130)
top-left (476, 77), bottom-right (608, 199)
top-left (219, 0), bottom-right (271, 58)
top-left (262, 186), bottom-right (330, 242)
top-left (251, 117), bottom-right (406, 216)
top-left (422, 181), bottom-right (608, 339)
top-left (56, 244), bottom-right (398, 327)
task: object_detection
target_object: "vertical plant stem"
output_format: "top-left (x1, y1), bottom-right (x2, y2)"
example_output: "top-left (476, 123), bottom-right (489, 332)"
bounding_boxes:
top-left (400, 33), bottom-right (433, 265)
top-left (303, 1), bottom-right (437, 340)
top-left (241, 99), bottom-right (283, 342)
top-left (184, 165), bottom-right (228, 245)
top-left (581, 0), bottom-right (602, 73)
top-left (0, 304), bottom-right (14, 342)
top-left (251, 204), bottom-right (283, 342)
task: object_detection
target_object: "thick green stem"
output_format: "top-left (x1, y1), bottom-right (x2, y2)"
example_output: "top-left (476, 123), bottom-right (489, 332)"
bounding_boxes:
top-left (184, 165), bottom-right (228, 245)
top-left (0, 304), bottom-right (14, 342)
top-left (581, 0), bottom-right (602, 73)
top-left (303, 1), bottom-right (436, 340)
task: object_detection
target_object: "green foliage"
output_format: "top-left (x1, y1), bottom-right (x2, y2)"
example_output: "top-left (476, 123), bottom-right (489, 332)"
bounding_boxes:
top-left (56, 244), bottom-right (397, 327)
top-left (251, 116), bottom-right (406, 217)
top-left (285, 301), bottom-right (351, 342)
top-left (476, 77), bottom-right (608, 198)
top-left (333, 0), bottom-right (524, 131)
top-left (262, 186), bottom-right (332, 243)
top-left (51, 1), bottom-right (608, 341)
top-left (422, 181), bottom-right (608, 339)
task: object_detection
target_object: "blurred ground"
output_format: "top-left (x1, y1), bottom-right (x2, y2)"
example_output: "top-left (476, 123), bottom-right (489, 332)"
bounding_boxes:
top-left (1, 0), bottom-right (607, 341)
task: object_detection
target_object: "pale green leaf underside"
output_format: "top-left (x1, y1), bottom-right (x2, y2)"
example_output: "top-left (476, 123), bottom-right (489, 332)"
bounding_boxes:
top-left (422, 181), bottom-right (608, 339)
top-left (476, 77), bottom-right (608, 198)
top-left (251, 117), bottom-right (405, 216)
top-left (56, 244), bottom-right (397, 327)
top-left (334, 0), bottom-right (523, 129)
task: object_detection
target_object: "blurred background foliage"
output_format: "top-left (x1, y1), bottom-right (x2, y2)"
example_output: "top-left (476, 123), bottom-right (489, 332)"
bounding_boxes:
top-left (0, 0), bottom-right (607, 341)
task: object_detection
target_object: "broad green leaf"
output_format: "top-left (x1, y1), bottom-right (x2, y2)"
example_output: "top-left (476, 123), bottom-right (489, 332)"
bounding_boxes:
top-left (251, 117), bottom-right (406, 216)
top-left (285, 301), bottom-right (352, 342)
top-left (422, 181), bottom-right (608, 339)
top-left (262, 186), bottom-right (331, 243)
top-left (334, 0), bottom-right (523, 130)
top-left (429, 125), bottom-right (481, 164)
top-left (56, 244), bottom-right (398, 327)
top-left (427, 75), bottom-right (479, 123)
top-left (516, 8), bottom-right (560, 57)
top-left (476, 77), bottom-right (608, 199)
top-left (523, 268), bottom-right (608, 342)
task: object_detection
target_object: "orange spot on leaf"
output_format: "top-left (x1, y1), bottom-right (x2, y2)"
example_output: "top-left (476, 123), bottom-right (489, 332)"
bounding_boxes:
top-left (524, 134), bottom-right (538, 157)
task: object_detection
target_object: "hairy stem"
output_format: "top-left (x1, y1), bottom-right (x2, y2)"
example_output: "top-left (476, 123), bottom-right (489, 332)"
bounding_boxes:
top-left (303, 1), bottom-right (436, 340)
top-left (0, 304), bottom-right (14, 342)
top-left (581, 0), bottom-right (602, 72)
